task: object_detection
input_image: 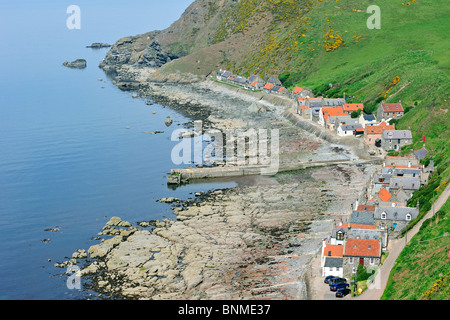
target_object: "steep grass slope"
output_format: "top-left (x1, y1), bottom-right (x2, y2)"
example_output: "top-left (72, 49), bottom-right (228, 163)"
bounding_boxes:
top-left (381, 198), bottom-right (450, 300)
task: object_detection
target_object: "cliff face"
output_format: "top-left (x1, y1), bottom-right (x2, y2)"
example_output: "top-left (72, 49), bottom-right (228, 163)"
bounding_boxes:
top-left (99, 0), bottom-right (236, 73)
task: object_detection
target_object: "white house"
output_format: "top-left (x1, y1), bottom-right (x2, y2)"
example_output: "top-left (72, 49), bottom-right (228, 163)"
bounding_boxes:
top-left (337, 123), bottom-right (363, 137)
top-left (323, 257), bottom-right (344, 278)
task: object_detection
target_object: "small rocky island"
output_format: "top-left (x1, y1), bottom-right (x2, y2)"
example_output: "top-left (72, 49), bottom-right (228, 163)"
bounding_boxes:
top-left (63, 59), bottom-right (87, 69)
top-left (86, 43), bottom-right (111, 49)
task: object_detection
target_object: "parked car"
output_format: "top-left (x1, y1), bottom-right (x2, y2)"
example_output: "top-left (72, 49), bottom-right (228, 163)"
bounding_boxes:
top-left (324, 276), bottom-right (338, 284)
top-left (330, 282), bottom-right (350, 292)
top-left (335, 288), bottom-right (351, 298)
top-left (329, 277), bottom-right (347, 286)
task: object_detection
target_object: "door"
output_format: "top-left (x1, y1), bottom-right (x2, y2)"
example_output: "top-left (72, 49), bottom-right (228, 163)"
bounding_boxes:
top-left (359, 258), bottom-right (364, 266)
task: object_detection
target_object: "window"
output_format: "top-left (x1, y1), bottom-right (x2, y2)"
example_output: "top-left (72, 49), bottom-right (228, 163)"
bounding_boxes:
top-left (406, 214), bottom-right (411, 221)
top-left (352, 267), bottom-right (356, 274)
top-left (349, 257), bottom-right (354, 264)
top-left (381, 212), bottom-right (387, 219)
top-left (370, 258), bottom-right (375, 265)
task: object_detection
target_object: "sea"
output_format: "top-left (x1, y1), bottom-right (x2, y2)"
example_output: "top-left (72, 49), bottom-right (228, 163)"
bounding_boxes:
top-left (0, 0), bottom-right (238, 300)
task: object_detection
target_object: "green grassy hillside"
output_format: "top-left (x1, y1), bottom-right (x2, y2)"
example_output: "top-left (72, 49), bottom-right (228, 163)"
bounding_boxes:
top-left (381, 198), bottom-right (450, 300)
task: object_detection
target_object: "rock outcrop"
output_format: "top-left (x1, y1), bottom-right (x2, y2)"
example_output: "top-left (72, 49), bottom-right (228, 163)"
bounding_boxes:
top-left (63, 59), bottom-right (87, 69)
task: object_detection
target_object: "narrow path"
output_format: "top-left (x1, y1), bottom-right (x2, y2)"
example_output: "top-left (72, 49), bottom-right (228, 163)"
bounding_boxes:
top-left (355, 183), bottom-right (450, 300)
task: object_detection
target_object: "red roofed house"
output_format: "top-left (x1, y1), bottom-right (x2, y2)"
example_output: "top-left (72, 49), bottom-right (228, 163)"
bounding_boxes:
top-left (292, 86), bottom-right (303, 95)
top-left (343, 238), bottom-right (382, 275)
top-left (321, 241), bottom-right (344, 277)
top-left (364, 122), bottom-right (395, 146)
top-left (263, 83), bottom-right (274, 92)
top-left (378, 187), bottom-right (392, 202)
top-left (319, 107), bottom-right (346, 126)
top-left (343, 103), bottom-right (364, 115)
top-left (377, 101), bottom-right (404, 121)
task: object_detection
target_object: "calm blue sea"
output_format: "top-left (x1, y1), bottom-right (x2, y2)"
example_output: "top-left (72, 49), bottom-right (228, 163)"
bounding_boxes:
top-left (0, 0), bottom-right (237, 300)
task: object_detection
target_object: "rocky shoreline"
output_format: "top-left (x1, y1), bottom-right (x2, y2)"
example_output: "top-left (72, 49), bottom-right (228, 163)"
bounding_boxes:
top-left (67, 164), bottom-right (374, 300)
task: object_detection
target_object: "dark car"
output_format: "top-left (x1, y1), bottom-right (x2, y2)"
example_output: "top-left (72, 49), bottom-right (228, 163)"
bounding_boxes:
top-left (324, 276), bottom-right (338, 284)
top-left (330, 282), bottom-right (349, 292)
top-left (329, 277), bottom-right (347, 286)
top-left (335, 288), bottom-right (351, 298)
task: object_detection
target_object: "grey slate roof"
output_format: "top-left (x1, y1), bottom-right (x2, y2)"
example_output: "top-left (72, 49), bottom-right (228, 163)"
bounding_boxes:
top-left (413, 147), bottom-right (428, 160)
top-left (341, 124), bottom-right (363, 131)
top-left (389, 176), bottom-right (420, 190)
top-left (363, 114), bottom-right (376, 121)
top-left (324, 257), bottom-right (343, 268)
top-left (375, 206), bottom-right (419, 221)
top-left (374, 173), bottom-right (391, 184)
top-left (271, 85), bottom-right (281, 92)
top-left (349, 211), bottom-right (374, 225)
top-left (382, 130), bottom-right (413, 140)
top-left (323, 98), bottom-right (345, 106)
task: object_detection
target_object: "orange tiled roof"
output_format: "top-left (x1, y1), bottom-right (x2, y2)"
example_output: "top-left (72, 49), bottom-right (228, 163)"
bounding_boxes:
top-left (251, 81), bottom-right (258, 87)
top-left (344, 238), bottom-right (381, 257)
top-left (382, 103), bottom-right (404, 113)
top-left (340, 223), bottom-right (377, 230)
top-left (278, 87), bottom-right (285, 92)
top-left (322, 107), bottom-right (346, 117)
top-left (349, 223), bottom-right (377, 230)
top-left (378, 188), bottom-right (392, 202)
top-left (263, 83), bottom-right (274, 90)
top-left (323, 244), bottom-right (344, 257)
top-left (356, 205), bottom-right (376, 212)
top-left (343, 103), bottom-right (364, 112)
top-left (365, 124), bottom-right (395, 135)
top-left (293, 86), bottom-right (303, 94)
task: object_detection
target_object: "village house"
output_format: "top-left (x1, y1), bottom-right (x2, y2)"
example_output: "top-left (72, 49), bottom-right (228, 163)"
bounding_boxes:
top-left (347, 228), bottom-right (387, 251)
top-left (389, 176), bottom-right (421, 194)
top-left (381, 130), bottom-right (413, 151)
top-left (306, 98), bottom-right (324, 119)
top-left (377, 102), bottom-right (404, 121)
top-left (384, 155), bottom-right (420, 168)
top-left (337, 123), bottom-right (363, 137)
top-left (216, 70), bottom-right (231, 81)
top-left (342, 103), bottom-right (364, 115)
top-left (323, 257), bottom-right (344, 278)
top-left (263, 82), bottom-right (274, 93)
top-left (248, 74), bottom-right (264, 90)
top-left (330, 221), bottom-right (377, 245)
top-left (318, 107), bottom-right (346, 126)
top-left (321, 242), bottom-right (344, 278)
top-left (359, 114), bottom-right (377, 128)
top-left (292, 86), bottom-right (304, 96)
top-left (413, 146), bottom-right (428, 161)
top-left (349, 211), bottom-right (375, 226)
top-left (374, 205), bottom-right (419, 232)
top-left (372, 172), bottom-right (391, 194)
top-left (343, 238), bottom-right (382, 275)
top-left (364, 121), bottom-right (395, 146)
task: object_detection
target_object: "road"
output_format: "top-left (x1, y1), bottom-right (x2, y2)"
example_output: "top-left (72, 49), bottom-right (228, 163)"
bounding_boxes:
top-left (355, 183), bottom-right (450, 300)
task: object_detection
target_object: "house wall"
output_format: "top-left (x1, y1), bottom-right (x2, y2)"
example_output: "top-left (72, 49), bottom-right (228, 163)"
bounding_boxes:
top-left (365, 133), bottom-right (382, 146)
top-left (381, 138), bottom-right (413, 151)
top-left (323, 266), bottom-right (343, 278)
top-left (343, 257), bottom-right (381, 276)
